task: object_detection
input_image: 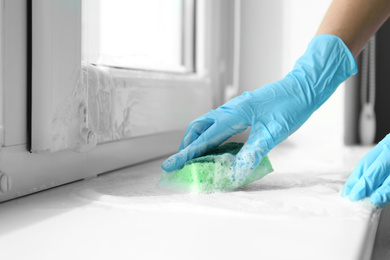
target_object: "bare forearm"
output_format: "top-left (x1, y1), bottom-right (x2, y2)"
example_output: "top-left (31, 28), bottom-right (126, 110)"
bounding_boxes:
top-left (316, 0), bottom-right (390, 57)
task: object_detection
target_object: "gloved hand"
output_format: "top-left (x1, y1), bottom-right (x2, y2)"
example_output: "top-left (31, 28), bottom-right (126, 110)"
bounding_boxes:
top-left (162, 35), bottom-right (357, 175)
top-left (342, 134), bottom-right (390, 207)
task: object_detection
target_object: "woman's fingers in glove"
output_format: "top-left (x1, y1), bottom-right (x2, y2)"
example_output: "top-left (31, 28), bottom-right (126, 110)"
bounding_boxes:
top-left (341, 145), bottom-right (383, 198)
top-left (179, 120), bottom-right (213, 151)
top-left (162, 124), bottom-right (233, 172)
top-left (233, 123), bottom-right (275, 180)
top-left (371, 176), bottom-right (390, 207)
top-left (341, 160), bottom-right (367, 198)
top-left (346, 148), bottom-right (390, 202)
top-left (341, 167), bottom-right (364, 198)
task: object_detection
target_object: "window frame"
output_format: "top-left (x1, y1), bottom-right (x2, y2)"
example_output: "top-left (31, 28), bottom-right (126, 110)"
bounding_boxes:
top-left (31, 0), bottom-right (214, 153)
top-left (0, 0), bottom-right (236, 202)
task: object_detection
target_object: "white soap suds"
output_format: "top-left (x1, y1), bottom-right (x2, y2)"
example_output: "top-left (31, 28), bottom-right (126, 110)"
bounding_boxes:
top-left (72, 157), bottom-right (377, 220)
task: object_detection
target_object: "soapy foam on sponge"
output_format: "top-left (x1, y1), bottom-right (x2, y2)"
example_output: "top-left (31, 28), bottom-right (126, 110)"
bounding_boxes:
top-left (159, 142), bottom-right (273, 193)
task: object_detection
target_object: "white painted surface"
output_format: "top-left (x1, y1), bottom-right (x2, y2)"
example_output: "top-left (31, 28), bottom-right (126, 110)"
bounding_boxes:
top-left (0, 0), bottom-right (4, 146)
top-left (239, 0), bottom-right (284, 93)
top-left (0, 140), bottom-right (379, 260)
top-left (3, 0), bottom-right (27, 146)
top-left (0, 130), bottom-right (185, 203)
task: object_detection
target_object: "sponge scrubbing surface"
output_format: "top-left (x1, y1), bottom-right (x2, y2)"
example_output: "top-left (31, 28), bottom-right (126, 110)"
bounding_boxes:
top-left (159, 142), bottom-right (273, 193)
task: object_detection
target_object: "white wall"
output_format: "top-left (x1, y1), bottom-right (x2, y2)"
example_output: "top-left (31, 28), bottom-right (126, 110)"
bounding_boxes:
top-left (239, 0), bottom-right (284, 92)
top-left (239, 0), bottom-right (345, 147)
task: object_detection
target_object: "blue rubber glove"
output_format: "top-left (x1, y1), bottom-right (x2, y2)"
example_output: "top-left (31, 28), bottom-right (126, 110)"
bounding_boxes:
top-left (162, 35), bottom-right (357, 174)
top-left (342, 134), bottom-right (390, 207)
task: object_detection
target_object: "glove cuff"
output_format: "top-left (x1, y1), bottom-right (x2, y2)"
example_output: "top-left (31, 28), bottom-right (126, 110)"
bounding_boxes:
top-left (289, 34), bottom-right (358, 110)
top-left (380, 134), bottom-right (390, 147)
top-left (312, 34), bottom-right (358, 74)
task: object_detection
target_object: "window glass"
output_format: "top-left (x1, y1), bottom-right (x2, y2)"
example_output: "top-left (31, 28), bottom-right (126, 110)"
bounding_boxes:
top-left (83, 0), bottom-right (187, 72)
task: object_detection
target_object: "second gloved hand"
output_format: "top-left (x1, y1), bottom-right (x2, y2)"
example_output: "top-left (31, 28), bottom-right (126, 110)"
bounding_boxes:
top-left (162, 35), bottom-right (357, 173)
top-left (342, 134), bottom-right (390, 207)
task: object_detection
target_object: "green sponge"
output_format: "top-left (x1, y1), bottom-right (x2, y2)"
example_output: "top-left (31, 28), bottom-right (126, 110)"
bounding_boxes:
top-left (159, 142), bottom-right (273, 193)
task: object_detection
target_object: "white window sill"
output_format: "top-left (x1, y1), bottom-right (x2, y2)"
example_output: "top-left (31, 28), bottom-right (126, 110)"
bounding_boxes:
top-left (0, 143), bottom-right (384, 260)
